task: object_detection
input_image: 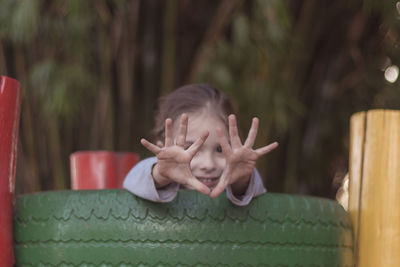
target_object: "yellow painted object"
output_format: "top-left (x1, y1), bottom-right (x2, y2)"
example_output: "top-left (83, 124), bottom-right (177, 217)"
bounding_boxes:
top-left (348, 110), bottom-right (400, 267)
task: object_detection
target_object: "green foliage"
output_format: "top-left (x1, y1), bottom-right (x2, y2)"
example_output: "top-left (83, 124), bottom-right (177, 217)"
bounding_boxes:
top-left (1, 0), bottom-right (104, 118)
top-left (196, 0), bottom-right (400, 195)
top-left (196, 0), bottom-right (300, 134)
top-left (0, 0), bottom-right (40, 43)
top-left (29, 59), bottom-right (95, 118)
top-left (1, 0), bottom-right (399, 196)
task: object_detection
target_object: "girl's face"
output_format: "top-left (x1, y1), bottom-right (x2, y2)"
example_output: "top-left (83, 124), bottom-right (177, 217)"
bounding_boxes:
top-left (172, 112), bottom-right (228, 188)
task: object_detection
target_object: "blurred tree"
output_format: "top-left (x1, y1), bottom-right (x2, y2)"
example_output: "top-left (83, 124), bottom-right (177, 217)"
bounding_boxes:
top-left (195, 0), bottom-right (400, 196)
top-left (0, 0), bottom-right (399, 197)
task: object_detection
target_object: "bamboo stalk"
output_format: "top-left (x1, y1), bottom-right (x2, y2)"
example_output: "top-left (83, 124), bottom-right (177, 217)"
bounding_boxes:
top-left (48, 117), bottom-right (67, 190)
top-left (160, 0), bottom-right (177, 96)
top-left (116, 0), bottom-right (140, 150)
top-left (185, 0), bottom-right (243, 83)
top-left (349, 109), bottom-right (400, 266)
top-left (0, 40), bottom-right (8, 75)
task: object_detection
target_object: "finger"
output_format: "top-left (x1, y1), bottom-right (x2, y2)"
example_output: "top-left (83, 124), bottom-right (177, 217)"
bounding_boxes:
top-left (216, 128), bottom-right (232, 156)
top-left (228, 114), bottom-right (242, 148)
top-left (244, 117), bottom-right (259, 148)
top-left (187, 131), bottom-right (209, 157)
top-left (156, 141), bottom-right (163, 148)
top-left (164, 118), bottom-right (173, 147)
top-left (141, 138), bottom-right (162, 154)
top-left (255, 142), bottom-right (279, 156)
top-left (187, 177), bottom-right (211, 195)
top-left (175, 113), bottom-right (188, 147)
top-left (210, 178), bottom-right (228, 198)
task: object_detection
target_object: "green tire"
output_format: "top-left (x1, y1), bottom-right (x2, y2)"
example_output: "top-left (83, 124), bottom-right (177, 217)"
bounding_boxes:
top-left (14, 189), bottom-right (353, 266)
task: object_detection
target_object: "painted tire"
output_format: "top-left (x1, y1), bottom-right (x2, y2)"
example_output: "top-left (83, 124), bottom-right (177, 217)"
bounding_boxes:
top-left (14, 189), bottom-right (353, 266)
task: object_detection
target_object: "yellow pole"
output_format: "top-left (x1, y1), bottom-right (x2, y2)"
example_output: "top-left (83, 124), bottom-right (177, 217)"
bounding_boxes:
top-left (348, 111), bottom-right (365, 264)
top-left (349, 109), bottom-right (400, 266)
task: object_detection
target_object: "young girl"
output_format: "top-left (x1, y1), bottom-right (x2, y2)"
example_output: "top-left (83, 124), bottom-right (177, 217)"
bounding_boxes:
top-left (123, 84), bottom-right (278, 206)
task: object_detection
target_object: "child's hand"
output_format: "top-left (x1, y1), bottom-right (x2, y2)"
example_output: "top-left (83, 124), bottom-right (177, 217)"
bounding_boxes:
top-left (210, 115), bottom-right (278, 198)
top-left (140, 114), bottom-right (211, 195)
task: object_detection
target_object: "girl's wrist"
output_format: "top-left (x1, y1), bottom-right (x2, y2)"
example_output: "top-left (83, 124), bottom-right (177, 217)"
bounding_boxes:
top-left (231, 174), bottom-right (251, 196)
top-left (152, 163), bottom-right (170, 189)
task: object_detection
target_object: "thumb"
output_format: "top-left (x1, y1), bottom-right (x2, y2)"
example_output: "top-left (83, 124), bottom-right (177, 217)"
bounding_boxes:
top-left (187, 177), bottom-right (211, 196)
top-left (210, 178), bottom-right (227, 198)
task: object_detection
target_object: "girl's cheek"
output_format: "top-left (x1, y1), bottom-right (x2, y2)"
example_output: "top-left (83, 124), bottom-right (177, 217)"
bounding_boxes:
top-left (190, 152), bottom-right (201, 168)
top-left (215, 156), bottom-right (226, 171)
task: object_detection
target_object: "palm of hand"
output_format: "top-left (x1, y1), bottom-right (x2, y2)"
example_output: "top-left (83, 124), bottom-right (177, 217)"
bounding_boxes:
top-left (140, 114), bottom-right (210, 195)
top-left (210, 115), bottom-right (278, 198)
top-left (155, 147), bottom-right (193, 185)
top-left (223, 147), bottom-right (258, 183)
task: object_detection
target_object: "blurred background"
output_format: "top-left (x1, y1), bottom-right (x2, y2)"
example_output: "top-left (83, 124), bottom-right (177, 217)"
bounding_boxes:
top-left (1, 0), bottom-right (399, 197)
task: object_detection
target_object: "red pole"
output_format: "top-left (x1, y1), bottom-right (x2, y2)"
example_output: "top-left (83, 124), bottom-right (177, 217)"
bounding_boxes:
top-left (0, 76), bottom-right (21, 266)
top-left (70, 151), bottom-right (139, 190)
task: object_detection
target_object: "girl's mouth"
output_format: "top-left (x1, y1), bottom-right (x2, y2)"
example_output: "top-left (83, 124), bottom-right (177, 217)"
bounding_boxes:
top-left (197, 177), bottom-right (219, 188)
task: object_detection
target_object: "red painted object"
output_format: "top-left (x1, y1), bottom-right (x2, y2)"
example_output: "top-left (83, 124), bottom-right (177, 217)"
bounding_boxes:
top-left (70, 151), bottom-right (139, 190)
top-left (0, 76), bottom-right (21, 266)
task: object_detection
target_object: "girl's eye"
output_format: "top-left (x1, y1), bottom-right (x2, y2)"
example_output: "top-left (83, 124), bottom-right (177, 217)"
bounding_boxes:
top-left (216, 145), bottom-right (222, 153)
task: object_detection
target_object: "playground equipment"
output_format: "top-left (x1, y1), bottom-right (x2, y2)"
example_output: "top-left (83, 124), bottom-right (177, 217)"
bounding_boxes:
top-left (13, 189), bottom-right (353, 266)
top-left (70, 151), bottom-right (139, 189)
top-left (13, 133), bottom-right (354, 265)
top-left (0, 74), bottom-right (397, 266)
top-left (348, 110), bottom-right (400, 266)
top-left (0, 76), bottom-right (20, 267)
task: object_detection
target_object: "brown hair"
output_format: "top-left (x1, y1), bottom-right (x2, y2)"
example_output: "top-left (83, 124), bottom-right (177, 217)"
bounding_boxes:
top-left (152, 84), bottom-right (235, 143)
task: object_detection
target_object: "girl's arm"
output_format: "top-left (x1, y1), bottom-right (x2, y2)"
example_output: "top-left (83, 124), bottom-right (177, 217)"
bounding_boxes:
top-left (226, 168), bottom-right (266, 206)
top-left (122, 157), bottom-right (180, 202)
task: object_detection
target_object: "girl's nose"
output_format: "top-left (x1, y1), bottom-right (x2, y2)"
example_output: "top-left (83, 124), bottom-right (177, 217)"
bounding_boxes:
top-left (199, 153), bottom-right (216, 172)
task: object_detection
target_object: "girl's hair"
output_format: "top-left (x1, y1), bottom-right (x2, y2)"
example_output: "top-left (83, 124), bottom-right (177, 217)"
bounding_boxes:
top-left (152, 84), bottom-right (235, 142)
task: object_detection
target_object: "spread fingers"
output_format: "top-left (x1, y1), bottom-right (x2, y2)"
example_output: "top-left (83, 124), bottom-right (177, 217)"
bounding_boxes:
top-left (187, 131), bottom-right (209, 157)
top-left (164, 118), bottom-right (173, 146)
top-left (141, 138), bottom-right (162, 155)
top-left (229, 114), bottom-right (242, 148)
top-left (175, 114), bottom-right (188, 147)
top-left (255, 142), bottom-right (279, 156)
top-left (244, 117), bottom-right (259, 148)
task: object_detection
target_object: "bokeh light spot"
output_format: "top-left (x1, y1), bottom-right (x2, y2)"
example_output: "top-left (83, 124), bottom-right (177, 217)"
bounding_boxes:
top-left (397, 2), bottom-right (400, 15)
top-left (384, 65), bottom-right (399, 83)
